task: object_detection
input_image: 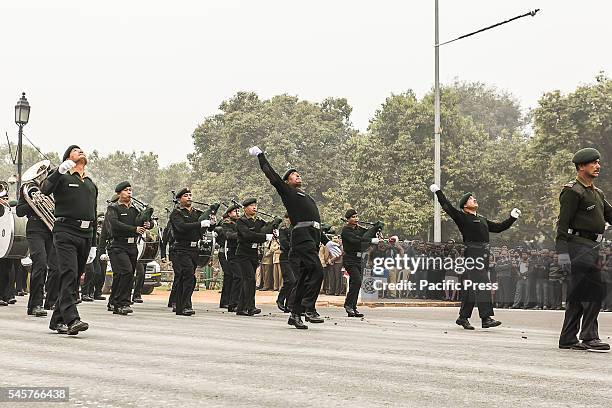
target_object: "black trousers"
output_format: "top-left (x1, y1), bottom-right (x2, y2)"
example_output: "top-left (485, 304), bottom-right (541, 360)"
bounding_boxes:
top-left (27, 232), bottom-right (58, 311)
top-left (278, 258), bottom-right (296, 307)
top-left (167, 251), bottom-right (177, 307)
top-left (108, 245), bottom-right (138, 308)
top-left (2, 260), bottom-right (16, 301)
top-left (236, 256), bottom-right (258, 312)
top-left (560, 242), bottom-right (602, 345)
top-left (289, 244), bottom-right (324, 315)
top-left (133, 262), bottom-right (145, 299)
top-left (83, 247), bottom-right (105, 297)
top-left (228, 255), bottom-right (242, 308)
top-left (343, 262), bottom-right (362, 310)
top-left (49, 231), bottom-right (90, 327)
top-left (14, 260), bottom-right (27, 293)
top-left (0, 258), bottom-right (13, 302)
top-left (174, 249), bottom-right (198, 314)
top-left (459, 269), bottom-right (494, 319)
top-left (218, 252), bottom-right (232, 307)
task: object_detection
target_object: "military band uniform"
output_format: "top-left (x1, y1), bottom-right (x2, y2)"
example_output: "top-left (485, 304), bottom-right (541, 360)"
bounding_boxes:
top-left (216, 222), bottom-right (231, 308)
top-left (277, 224), bottom-right (296, 311)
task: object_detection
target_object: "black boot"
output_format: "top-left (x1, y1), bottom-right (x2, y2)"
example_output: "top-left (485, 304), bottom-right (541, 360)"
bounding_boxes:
top-left (481, 317), bottom-right (501, 328)
top-left (288, 313), bottom-right (308, 329)
top-left (456, 317), bottom-right (475, 330)
top-left (345, 306), bottom-right (356, 317)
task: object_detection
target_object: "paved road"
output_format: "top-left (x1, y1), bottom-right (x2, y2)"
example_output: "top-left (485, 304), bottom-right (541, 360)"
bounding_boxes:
top-left (1, 297), bottom-right (611, 408)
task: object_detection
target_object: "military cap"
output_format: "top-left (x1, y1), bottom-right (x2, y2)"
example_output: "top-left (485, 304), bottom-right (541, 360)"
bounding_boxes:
top-left (114, 181), bottom-right (131, 193)
top-left (345, 208), bottom-right (358, 219)
top-left (224, 203), bottom-right (241, 217)
top-left (283, 168), bottom-right (298, 181)
top-left (458, 192), bottom-right (474, 209)
top-left (62, 144), bottom-right (80, 161)
top-left (572, 148), bottom-right (600, 164)
top-left (175, 187), bottom-right (191, 199)
top-left (242, 197), bottom-right (257, 207)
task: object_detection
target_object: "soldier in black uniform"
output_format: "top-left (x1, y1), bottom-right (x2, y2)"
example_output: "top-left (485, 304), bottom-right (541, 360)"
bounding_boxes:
top-left (249, 146), bottom-right (342, 329)
top-left (41, 145), bottom-right (97, 335)
top-left (235, 198), bottom-right (279, 316)
top-left (341, 209), bottom-right (383, 317)
top-left (557, 148), bottom-right (611, 351)
top-left (276, 213), bottom-right (296, 312)
top-left (16, 180), bottom-right (58, 317)
top-left (105, 181), bottom-right (150, 315)
top-left (219, 204), bottom-right (240, 309)
top-left (216, 212), bottom-right (229, 308)
top-left (169, 188), bottom-right (215, 316)
top-left (430, 183), bottom-right (519, 330)
top-left (161, 215), bottom-right (177, 309)
top-left (81, 213), bottom-right (107, 301)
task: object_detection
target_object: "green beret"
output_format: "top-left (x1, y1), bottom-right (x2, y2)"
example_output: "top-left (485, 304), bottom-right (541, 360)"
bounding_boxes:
top-left (572, 148), bottom-right (601, 164)
top-left (114, 181), bottom-right (131, 193)
top-left (345, 208), bottom-right (357, 219)
top-left (458, 192), bottom-right (473, 209)
top-left (283, 168), bottom-right (298, 181)
top-left (223, 204), bottom-right (241, 217)
top-left (242, 198), bottom-right (257, 207)
top-left (175, 187), bottom-right (191, 199)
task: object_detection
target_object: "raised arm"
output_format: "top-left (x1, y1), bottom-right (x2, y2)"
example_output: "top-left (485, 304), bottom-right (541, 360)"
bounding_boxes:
top-left (487, 215), bottom-right (517, 233)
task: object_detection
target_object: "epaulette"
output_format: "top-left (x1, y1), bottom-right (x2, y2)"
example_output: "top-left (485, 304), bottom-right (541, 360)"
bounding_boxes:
top-left (562, 180), bottom-right (577, 189)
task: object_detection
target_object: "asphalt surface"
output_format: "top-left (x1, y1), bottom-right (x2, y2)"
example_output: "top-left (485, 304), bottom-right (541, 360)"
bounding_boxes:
top-left (1, 296), bottom-right (611, 408)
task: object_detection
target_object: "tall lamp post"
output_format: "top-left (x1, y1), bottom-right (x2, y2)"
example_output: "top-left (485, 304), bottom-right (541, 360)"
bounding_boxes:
top-left (15, 92), bottom-right (31, 200)
top-left (432, 4), bottom-right (539, 242)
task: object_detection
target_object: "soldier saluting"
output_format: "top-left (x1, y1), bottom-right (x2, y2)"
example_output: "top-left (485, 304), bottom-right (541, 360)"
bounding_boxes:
top-left (557, 148), bottom-right (611, 351)
top-left (430, 183), bottom-right (520, 330)
top-left (249, 146), bottom-right (342, 330)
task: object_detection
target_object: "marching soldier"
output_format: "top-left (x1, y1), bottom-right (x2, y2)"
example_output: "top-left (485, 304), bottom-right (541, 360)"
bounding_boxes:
top-left (41, 145), bottom-right (97, 335)
top-left (220, 203), bottom-right (240, 310)
top-left (16, 180), bottom-right (59, 317)
top-left (169, 188), bottom-right (215, 316)
top-left (249, 146), bottom-right (342, 329)
top-left (81, 213), bottom-right (107, 301)
top-left (341, 209), bottom-right (383, 317)
top-left (216, 212), bottom-right (229, 308)
top-left (235, 198), bottom-right (279, 316)
top-left (430, 183), bottom-right (519, 330)
top-left (557, 148), bottom-right (610, 351)
top-left (276, 213), bottom-right (296, 312)
top-left (106, 181), bottom-right (149, 315)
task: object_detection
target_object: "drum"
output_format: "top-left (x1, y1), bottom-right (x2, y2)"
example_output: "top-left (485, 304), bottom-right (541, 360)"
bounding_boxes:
top-left (197, 232), bottom-right (215, 267)
top-left (138, 237), bottom-right (160, 263)
top-left (0, 205), bottom-right (29, 259)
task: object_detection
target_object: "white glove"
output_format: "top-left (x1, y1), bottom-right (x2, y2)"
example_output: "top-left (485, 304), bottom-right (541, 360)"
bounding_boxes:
top-left (200, 220), bottom-right (211, 228)
top-left (371, 237), bottom-right (379, 244)
top-left (248, 146), bottom-right (263, 156)
top-left (326, 241), bottom-right (342, 258)
top-left (511, 208), bottom-right (521, 219)
top-left (265, 234), bottom-right (273, 241)
top-left (87, 247), bottom-right (97, 264)
top-left (558, 253), bottom-right (571, 267)
top-left (100, 253), bottom-right (109, 261)
top-left (429, 184), bottom-right (440, 193)
top-left (58, 160), bottom-right (76, 174)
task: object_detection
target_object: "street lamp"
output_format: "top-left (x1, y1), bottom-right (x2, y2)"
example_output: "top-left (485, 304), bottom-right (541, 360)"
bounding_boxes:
top-left (432, 4), bottom-right (539, 242)
top-left (14, 92), bottom-right (30, 200)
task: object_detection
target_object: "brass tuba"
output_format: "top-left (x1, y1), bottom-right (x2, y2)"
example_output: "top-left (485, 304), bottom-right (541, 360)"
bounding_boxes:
top-left (21, 160), bottom-right (55, 231)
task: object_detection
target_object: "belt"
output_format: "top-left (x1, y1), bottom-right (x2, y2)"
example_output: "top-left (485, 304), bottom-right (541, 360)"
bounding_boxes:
top-left (294, 221), bottom-right (320, 230)
top-left (112, 237), bottom-right (138, 244)
top-left (55, 217), bottom-right (93, 229)
top-left (568, 229), bottom-right (603, 243)
top-left (346, 252), bottom-right (362, 257)
top-left (176, 240), bottom-right (199, 248)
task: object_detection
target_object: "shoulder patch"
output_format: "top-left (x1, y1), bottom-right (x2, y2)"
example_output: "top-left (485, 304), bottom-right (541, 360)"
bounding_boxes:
top-left (563, 180), bottom-right (576, 189)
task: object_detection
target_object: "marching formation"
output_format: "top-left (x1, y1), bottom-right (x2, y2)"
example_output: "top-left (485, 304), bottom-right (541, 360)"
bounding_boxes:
top-left (0, 144), bottom-right (609, 351)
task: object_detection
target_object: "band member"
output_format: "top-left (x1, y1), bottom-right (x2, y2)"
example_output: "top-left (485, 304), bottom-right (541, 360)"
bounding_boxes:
top-left (162, 215), bottom-right (177, 310)
top-left (81, 213), bottom-right (107, 301)
top-left (430, 183), bottom-right (519, 330)
top-left (556, 148), bottom-right (610, 351)
top-left (41, 145), bottom-right (97, 335)
top-left (16, 183), bottom-right (58, 317)
top-left (169, 188), bottom-right (215, 316)
top-left (249, 146), bottom-right (342, 329)
top-left (223, 204), bottom-right (241, 312)
top-left (341, 209), bottom-right (383, 317)
top-left (106, 181), bottom-right (148, 315)
top-left (235, 198), bottom-right (279, 316)
top-left (219, 204), bottom-right (239, 309)
top-left (276, 213), bottom-right (296, 312)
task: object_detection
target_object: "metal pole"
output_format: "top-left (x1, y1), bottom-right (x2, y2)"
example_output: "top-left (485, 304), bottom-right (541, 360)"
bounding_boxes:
top-left (16, 124), bottom-right (24, 200)
top-left (433, 0), bottom-right (441, 243)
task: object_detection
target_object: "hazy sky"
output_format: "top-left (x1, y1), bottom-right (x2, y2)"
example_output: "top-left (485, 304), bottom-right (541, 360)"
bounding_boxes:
top-left (1, 1), bottom-right (610, 166)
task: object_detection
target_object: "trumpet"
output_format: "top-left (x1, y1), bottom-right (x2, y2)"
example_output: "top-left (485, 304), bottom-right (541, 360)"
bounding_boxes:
top-left (21, 160), bottom-right (55, 231)
top-left (340, 217), bottom-right (377, 226)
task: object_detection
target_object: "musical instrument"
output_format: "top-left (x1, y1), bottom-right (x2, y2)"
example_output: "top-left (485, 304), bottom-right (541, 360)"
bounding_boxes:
top-left (0, 200), bottom-right (28, 259)
top-left (137, 235), bottom-right (160, 263)
top-left (197, 231), bottom-right (215, 267)
top-left (21, 160), bottom-right (55, 231)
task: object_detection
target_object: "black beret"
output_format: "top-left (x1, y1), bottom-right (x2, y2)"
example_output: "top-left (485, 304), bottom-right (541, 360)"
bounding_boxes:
top-left (242, 198), bottom-right (257, 207)
top-left (572, 148), bottom-right (600, 164)
top-left (114, 181), bottom-right (131, 193)
top-left (283, 168), bottom-right (298, 181)
top-left (458, 193), bottom-right (473, 209)
top-left (223, 204), bottom-right (241, 217)
top-left (175, 187), bottom-right (191, 199)
top-left (345, 208), bottom-right (357, 219)
top-left (62, 145), bottom-right (80, 161)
